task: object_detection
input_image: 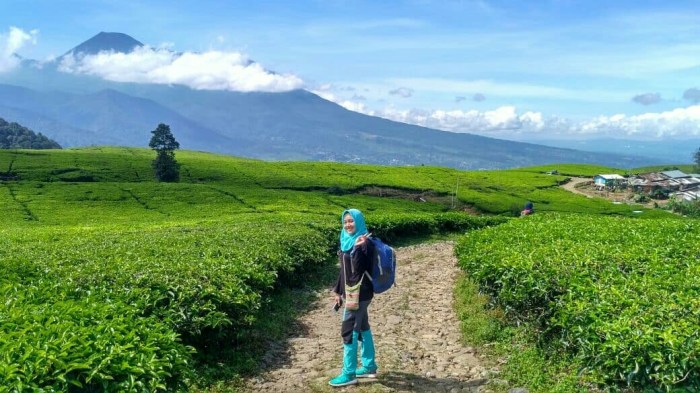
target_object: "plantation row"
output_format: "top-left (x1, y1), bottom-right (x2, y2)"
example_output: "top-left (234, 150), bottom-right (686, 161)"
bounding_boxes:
top-left (455, 214), bottom-right (700, 391)
top-left (0, 147), bottom-right (669, 221)
top-left (0, 181), bottom-right (449, 227)
top-left (0, 212), bottom-right (505, 391)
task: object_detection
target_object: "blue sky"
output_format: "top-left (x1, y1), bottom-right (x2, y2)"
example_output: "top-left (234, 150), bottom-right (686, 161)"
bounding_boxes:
top-left (1, 0), bottom-right (699, 140)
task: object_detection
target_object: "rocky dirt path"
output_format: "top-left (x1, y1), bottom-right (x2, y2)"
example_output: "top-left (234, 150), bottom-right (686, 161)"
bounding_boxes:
top-left (244, 241), bottom-right (493, 393)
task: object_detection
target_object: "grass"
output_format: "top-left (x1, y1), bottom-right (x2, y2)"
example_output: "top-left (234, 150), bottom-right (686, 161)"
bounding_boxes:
top-left (453, 273), bottom-right (600, 393)
top-left (632, 164), bottom-right (696, 174)
top-left (515, 163), bottom-right (624, 177)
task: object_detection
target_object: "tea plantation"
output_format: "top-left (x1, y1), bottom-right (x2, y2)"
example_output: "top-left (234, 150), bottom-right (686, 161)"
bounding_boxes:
top-left (457, 214), bottom-right (700, 391)
top-left (0, 147), bottom-right (689, 391)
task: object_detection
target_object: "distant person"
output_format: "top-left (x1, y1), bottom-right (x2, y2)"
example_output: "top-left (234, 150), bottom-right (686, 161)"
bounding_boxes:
top-left (521, 201), bottom-right (534, 216)
top-left (329, 208), bottom-right (378, 387)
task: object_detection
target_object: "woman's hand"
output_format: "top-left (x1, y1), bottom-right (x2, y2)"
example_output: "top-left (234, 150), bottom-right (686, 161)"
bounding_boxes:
top-left (334, 294), bottom-right (342, 307)
top-left (354, 233), bottom-right (370, 246)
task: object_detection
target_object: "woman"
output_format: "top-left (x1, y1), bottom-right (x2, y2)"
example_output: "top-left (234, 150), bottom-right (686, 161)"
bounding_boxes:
top-left (329, 208), bottom-right (378, 387)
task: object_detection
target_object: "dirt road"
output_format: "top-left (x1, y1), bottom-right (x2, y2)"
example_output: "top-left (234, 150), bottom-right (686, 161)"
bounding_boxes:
top-left (244, 242), bottom-right (494, 393)
top-left (560, 177), bottom-right (593, 197)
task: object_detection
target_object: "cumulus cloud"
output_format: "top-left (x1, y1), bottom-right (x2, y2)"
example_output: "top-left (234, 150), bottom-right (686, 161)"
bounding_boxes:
top-left (389, 87), bottom-right (413, 98)
top-left (58, 46), bottom-right (304, 92)
top-left (377, 106), bottom-right (546, 134)
top-left (632, 92), bottom-right (661, 105)
top-left (316, 90), bottom-right (700, 139)
top-left (0, 26), bottom-right (38, 72)
top-left (574, 105), bottom-right (700, 138)
top-left (683, 88), bottom-right (700, 103)
top-left (311, 89), bottom-right (370, 113)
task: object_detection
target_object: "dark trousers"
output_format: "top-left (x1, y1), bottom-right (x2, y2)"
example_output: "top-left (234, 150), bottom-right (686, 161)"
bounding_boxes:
top-left (341, 300), bottom-right (371, 344)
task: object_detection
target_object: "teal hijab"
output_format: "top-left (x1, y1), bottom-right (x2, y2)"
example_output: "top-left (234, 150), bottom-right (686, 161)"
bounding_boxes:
top-left (340, 208), bottom-right (368, 252)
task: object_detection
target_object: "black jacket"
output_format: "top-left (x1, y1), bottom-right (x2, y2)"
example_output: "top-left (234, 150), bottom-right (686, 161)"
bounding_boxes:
top-left (333, 239), bottom-right (374, 302)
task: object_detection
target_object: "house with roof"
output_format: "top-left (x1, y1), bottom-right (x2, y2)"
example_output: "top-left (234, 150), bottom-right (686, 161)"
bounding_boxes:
top-left (660, 170), bottom-right (690, 180)
top-left (658, 170), bottom-right (700, 191)
top-left (593, 174), bottom-right (626, 189)
top-left (627, 170), bottom-right (700, 201)
top-left (673, 189), bottom-right (700, 202)
top-left (675, 177), bottom-right (700, 190)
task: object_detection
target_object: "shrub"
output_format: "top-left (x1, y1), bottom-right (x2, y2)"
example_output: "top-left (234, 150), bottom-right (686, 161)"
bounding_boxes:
top-left (455, 214), bottom-right (700, 390)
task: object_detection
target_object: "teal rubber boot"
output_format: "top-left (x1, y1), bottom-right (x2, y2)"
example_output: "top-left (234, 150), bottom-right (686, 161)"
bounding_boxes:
top-left (329, 331), bottom-right (358, 387)
top-left (356, 329), bottom-right (377, 378)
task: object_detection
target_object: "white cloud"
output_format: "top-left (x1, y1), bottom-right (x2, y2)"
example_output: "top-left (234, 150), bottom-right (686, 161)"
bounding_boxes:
top-left (58, 46), bottom-right (304, 92)
top-left (386, 106), bottom-right (546, 134)
top-left (312, 89), bottom-right (370, 113)
top-left (575, 105), bottom-right (700, 138)
top-left (0, 26), bottom-right (38, 72)
top-left (316, 92), bottom-right (700, 139)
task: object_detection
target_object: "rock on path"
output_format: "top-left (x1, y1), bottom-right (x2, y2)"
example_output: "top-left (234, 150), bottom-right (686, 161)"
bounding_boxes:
top-left (244, 241), bottom-right (491, 392)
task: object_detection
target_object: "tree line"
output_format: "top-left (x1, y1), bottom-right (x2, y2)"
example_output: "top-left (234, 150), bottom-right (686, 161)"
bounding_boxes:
top-left (0, 118), bottom-right (61, 149)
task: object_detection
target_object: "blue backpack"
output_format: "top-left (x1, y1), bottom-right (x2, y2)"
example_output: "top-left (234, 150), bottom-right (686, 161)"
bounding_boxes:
top-left (364, 237), bottom-right (396, 294)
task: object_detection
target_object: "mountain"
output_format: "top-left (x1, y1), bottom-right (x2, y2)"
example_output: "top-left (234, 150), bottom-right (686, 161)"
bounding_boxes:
top-left (0, 32), bottom-right (669, 169)
top-left (0, 84), bottom-right (249, 154)
top-left (63, 32), bottom-right (144, 56)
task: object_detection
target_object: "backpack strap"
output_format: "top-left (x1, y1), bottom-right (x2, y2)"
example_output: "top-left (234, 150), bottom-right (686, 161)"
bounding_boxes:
top-left (364, 248), bottom-right (382, 282)
top-left (343, 251), bottom-right (363, 289)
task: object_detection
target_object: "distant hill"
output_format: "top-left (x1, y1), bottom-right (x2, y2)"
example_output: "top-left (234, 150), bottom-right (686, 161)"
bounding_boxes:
top-left (0, 32), bottom-right (669, 169)
top-left (0, 117), bottom-right (61, 149)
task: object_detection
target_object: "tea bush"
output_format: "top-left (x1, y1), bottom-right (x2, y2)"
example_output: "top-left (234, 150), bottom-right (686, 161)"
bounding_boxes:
top-left (456, 213), bottom-right (700, 390)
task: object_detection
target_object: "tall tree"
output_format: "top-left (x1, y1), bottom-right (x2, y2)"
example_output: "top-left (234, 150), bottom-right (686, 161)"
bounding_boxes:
top-left (694, 147), bottom-right (700, 172)
top-left (149, 123), bottom-right (180, 182)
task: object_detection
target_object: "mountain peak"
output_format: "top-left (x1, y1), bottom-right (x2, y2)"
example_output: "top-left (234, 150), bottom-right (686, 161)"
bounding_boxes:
top-left (64, 32), bottom-right (144, 56)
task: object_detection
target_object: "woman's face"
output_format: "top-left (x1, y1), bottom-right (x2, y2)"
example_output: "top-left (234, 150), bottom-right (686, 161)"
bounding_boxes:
top-left (343, 214), bottom-right (356, 235)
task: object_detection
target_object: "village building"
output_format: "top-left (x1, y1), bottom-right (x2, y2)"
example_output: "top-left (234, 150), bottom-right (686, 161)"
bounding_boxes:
top-left (673, 189), bottom-right (700, 202)
top-left (591, 170), bottom-right (700, 203)
top-left (593, 174), bottom-right (626, 190)
top-left (660, 170), bottom-right (690, 179)
top-left (628, 170), bottom-right (700, 194)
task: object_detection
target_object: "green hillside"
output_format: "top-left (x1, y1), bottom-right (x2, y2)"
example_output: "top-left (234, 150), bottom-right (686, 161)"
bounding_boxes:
top-left (0, 147), bottom-right (670, 228)
top-left (0, 117), bottom-right (61, 149)
top-left (0, 147), bottom-right (684, 391)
